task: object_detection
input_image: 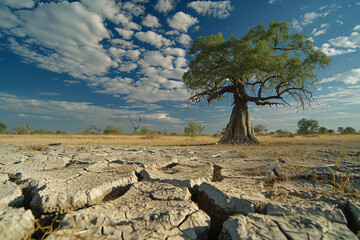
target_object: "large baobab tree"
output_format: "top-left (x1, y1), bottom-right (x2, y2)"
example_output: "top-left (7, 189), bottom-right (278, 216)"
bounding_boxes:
top-left (183, 21), bottom-right (331, 144)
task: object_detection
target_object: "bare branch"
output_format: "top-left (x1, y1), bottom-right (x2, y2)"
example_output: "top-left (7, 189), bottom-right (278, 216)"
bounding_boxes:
top-left (128, 115), bottom-right (141, 135)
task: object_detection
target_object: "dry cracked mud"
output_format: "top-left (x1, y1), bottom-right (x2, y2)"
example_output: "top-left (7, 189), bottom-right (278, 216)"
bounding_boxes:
top-left (0, 142), bottom-right (359, 239)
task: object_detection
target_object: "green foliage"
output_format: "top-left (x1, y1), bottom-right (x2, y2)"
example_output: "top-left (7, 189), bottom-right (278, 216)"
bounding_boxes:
top-left (104, 125), bottom-right (123, 135)
top-left (0, 123), bottom-right (7, 133)
top-left (183, 21), bottom-right (331, 109)
top-left (337, 127), bottom-right (344, 134)
top-left (327, 129), bottom-right (335, 135)
top-left (13, 125), bottom-right (29, 135)
top-left (184, 120), bottom-right (202, 136)
top-left (343, 127), bottom-right (357, 134)
top-left (297, 118), bottom-right (319, 135)
top-left (139, 126), bottom-right (150, 135)
top-left (55, 130), bottom-right (67, 135)
top-left (254, 124), bottom-right (267, 134)
top-left (319, 127), bottom-right (328, 134)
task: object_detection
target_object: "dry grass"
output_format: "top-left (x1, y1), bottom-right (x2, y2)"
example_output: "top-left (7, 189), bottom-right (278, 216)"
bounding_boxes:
top-left (1, 134), bottom-right (359, 146)
top-left (0, 134), bottom-right (219, 146)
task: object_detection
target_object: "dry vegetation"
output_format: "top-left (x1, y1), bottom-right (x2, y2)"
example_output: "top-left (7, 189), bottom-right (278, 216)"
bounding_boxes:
top-left (1, 134), bottom-right (359, 146)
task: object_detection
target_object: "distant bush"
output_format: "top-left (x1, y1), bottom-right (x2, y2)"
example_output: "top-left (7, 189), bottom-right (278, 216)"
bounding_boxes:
top-left (104, 125), bottom-right (123, 135)
top-left (83, 125), bottom-right (102, 134)
top-left (55, 130), bottom-right (67, 135)
top-left (169, 132), bottom-right (179, 136)
top-left (0, 123), bottom-right (7, 133)
top-left (319, 127), bottom-right (328, 134)
top-left (13, 125), bottom-right (29, 135)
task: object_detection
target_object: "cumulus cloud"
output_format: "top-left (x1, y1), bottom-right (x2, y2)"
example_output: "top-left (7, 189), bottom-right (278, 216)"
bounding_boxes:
top-left (0, 0), bottom-right (34, 9)
top-left (115, 28), bottom-right (134, 39)
top-left (121, 1), bottom-right (145, 16)
top-left (6, 2), bottom-right (114, 79)
top-left (81, 0), bottom-right (119, 20)
top-left (177, 33), bottom-right (192, 47)
top-left (154, 0), bottom-right (177, 13)
top-left (319, 43), bottom-right (356, 56)
top-left (135, 30), bottom-right (173, 48)
top-left (167, 12), bottom-right (198, 32)
top-left (138, 51), bottom-right (174, 70)
top-left (161, 47), bottom-right (186, 57)
top-left (0, 7), bottom-right (21, 29)
top-left (322, 68), bottom-right (360, 84)
top-left (329, 32), bottom-right (360, 48)
top-left (354, 25), bottom-right (360, 31)
top-left (142, 14), bottom-right (161, 28)
top-left (187, 1), bottom-right (234, 19)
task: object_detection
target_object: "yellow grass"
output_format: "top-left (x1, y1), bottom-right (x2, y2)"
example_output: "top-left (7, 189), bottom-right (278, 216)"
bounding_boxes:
top-left (0, 134), bottom-right (359, 146)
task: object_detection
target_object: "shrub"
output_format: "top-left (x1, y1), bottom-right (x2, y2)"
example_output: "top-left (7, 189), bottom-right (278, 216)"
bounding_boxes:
top-left (104, 125), bottom-right (123, 135)
top-left (13, 125), bottom-right (29, 135)
top-left (0, 123), bottom-right (7, 133)
top-left (31, 129), bottom-right (55, 134)
top-left (297, 118), bottom-right (319, 135)
top-left (184, 120), bottom-right (202, 136)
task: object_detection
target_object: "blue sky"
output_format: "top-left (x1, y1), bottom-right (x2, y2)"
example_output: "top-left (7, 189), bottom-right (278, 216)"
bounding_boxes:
top-left (0, 0), bottom-right (359, 134)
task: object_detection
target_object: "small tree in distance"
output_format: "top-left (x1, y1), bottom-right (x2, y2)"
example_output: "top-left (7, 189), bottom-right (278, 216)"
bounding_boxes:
top-left (343, 127), bottom-right (356, 134)
top-left (297, 118), bottom-right (319, 135)
top-left (0, 123), bottom-right (7, 133)
top-left (319, 127), bottom-right (328, 134)
top-left (183, 21), bottom-right (331, 144)
top-left (254, 124), bottom-right (267, 134)
top-left (184, 120), bottom-right (203, 136)
top-left (13, 126), bottom-right (29, 135)
top-left (104, 125), bottom-right (123, 135)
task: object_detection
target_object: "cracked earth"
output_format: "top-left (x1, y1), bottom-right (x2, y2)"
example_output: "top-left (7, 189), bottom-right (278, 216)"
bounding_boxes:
top-left (0, 141), bottom-right (359, 239)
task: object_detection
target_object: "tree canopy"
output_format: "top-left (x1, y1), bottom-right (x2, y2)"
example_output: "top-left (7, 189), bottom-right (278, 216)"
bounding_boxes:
top-left (184, 120), bottom-right (202, 136)
top-left (297, 118), bottom-right (319, 135)
top-left (183, 21), bottom-right (331, 109)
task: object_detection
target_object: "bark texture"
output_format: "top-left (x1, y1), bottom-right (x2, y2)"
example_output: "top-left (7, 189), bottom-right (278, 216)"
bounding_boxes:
top-left (218, 101), bottom-right (259, 144)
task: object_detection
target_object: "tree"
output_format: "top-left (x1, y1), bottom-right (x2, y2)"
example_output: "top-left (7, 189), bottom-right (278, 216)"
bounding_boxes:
top-left (337, 127), bottom-right (344, 134)
top-left (183, 21), bottom-right (331, 144)
top-left (0, 123), bottom-right (7, 133)
top-left (297, 118), bottom-right (319, 135)
top-left (184, 120), bottom-right (203, 136)
top-left (104, 125), bottom-right (123, 135)
top-left (128, 116), bottom-right (141, 135)
top-left (327, 129), bottom-right (335, 135)
top-left (139, 126), bottom-right (150, 135)
top-left (319, 127), bottom-right (328, 134)
top-left (254, 124), bottom-right (266, 134)
top-left (343, 127), bottom-right (356, 134)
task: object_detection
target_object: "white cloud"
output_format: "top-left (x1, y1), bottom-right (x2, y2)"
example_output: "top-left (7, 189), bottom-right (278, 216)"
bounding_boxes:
top-left (115, 28), bottom-right (134, 39)
top-left (268, 0), bottom-right (277, 4)
top-left (7, 2), bottom-right (115, 79)
top-left (167, 12), bottom-right (198, 32)
top-left (0, 0), bottom-right (34, 9)
top-left (125, 49), bottom-right (141, 61)
top-left (111, 38), bottom-right (137, 49)
top-left (322, 68), bottom-right (360, 84)
top-left (336, 19), bottom-right (343, 25)
top-left (135, 30), bottom-right (173, 48)
top-left (187, 1), bottom-right (234, 19)
top-left (161, 47), bottom-right (186, 57)
top-left (142, 14), bottom-right (161, 28)
top-left (354, 25), bottom-right (360, 31)
top-left (328, 32), bottom-right (360, 48)
top-left (138, 51), bottom-right (174, 70)
top-left (112, 13), bottom-right (141, 30)
top-left (121, 2), bottom-right (145, 17)
top-left (154, 0), bottom-right (177, 13)
top-left (311, 23), bottom-right (329, 37)
top-left (0, 7), bottom-right (21, 29)
top-left (81, 0), bottom-right (119, 20)
top-left (319, 43), bottom-right (356, 56)
top-left (291, 19), bottom-right (302, 31)
top-left (177, 33), bottom-right (192, 47)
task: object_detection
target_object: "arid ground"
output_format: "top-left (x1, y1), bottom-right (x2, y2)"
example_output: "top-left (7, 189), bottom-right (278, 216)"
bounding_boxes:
top-left (0, 134), bottom-right (359, 239)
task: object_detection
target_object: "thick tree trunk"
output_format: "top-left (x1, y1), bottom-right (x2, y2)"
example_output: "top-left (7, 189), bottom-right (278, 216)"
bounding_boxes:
top-left (218, 101), bottom-right (260, 144)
